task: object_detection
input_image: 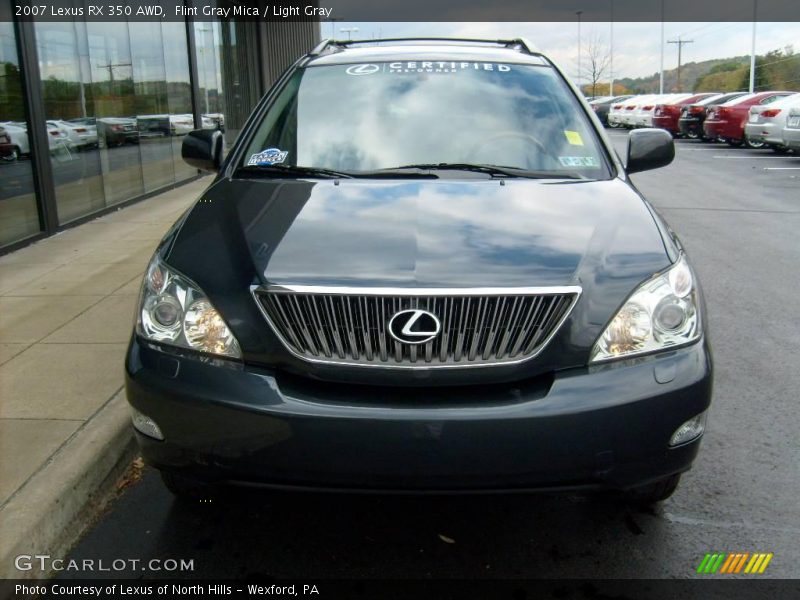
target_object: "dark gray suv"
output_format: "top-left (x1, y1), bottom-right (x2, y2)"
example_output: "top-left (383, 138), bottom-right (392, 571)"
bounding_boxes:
top-left (126, 38), bottom-right (712, 504)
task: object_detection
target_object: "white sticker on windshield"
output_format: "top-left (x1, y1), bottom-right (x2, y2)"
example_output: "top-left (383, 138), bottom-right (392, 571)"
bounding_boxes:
top-left (247, 148), bottom-right (288, 166)
top-left (559, 156), bottom-right (599, 168)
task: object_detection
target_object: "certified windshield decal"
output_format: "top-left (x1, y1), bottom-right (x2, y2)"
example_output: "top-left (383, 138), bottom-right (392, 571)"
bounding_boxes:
top-left (389, 61), bottom-right (512, 74)
top-left (344, 62), bottom-right (512, 75)
top-left (559, 156), bottom-right (599, 167)
top-left (247, 148), bottom-right (288, 166)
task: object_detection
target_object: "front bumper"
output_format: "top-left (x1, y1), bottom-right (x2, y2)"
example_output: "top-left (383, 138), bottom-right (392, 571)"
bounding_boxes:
top-left (125, 336), bottom-right (713, 493)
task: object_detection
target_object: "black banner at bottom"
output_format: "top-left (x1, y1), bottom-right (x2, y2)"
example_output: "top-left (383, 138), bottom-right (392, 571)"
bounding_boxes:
top-left (2, 579), bottom-right (800, 600)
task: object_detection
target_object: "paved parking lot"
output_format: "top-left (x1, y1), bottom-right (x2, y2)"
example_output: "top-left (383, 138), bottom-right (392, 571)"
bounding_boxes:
top-left (62, 134), bottom-right (800, 580)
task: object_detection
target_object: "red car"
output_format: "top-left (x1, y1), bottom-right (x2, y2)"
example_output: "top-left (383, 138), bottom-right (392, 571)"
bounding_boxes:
top-left (652, 93), bottom-right (719, 136)
top-left (703, 91), bottom-right (793, 147)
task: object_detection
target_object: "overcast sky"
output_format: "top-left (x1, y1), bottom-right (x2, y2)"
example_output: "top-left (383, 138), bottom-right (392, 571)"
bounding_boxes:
top-left (331, 22), bottom-right (800, 83)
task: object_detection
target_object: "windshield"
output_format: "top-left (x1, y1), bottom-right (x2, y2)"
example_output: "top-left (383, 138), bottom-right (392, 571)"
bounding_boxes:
top-left (241, 61), bottom-right (610, 178)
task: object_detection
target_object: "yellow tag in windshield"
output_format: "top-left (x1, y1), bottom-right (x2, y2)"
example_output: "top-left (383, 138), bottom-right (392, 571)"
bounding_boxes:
top-left (564, 130), bottom-right (584, 146)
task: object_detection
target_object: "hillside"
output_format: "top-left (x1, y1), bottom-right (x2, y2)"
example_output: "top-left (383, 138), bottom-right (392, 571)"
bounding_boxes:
top-left (593, 46), bottom-right (799, 94)
top-left (615, 55), bottom-right (750, 93)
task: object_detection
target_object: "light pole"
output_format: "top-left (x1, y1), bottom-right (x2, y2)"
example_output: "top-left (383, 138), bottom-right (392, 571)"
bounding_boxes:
top-left (659, 0), bottom-right (665, 93)
top-left (749, 0), bottom-right (758, 92)
top-left (609, 0), bottom-right (614, 95)
top-left (340, 27), bottom-right (359, 40)
top-left (576, 11), bottom-right (583, 92)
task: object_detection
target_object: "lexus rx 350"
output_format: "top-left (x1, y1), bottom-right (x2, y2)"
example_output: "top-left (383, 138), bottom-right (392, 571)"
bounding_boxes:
top-left (126, 38), bottom-right (713, 504)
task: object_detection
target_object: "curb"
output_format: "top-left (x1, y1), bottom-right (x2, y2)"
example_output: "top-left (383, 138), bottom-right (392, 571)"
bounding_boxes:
top-left (0, 390), bottom-right (137, 579)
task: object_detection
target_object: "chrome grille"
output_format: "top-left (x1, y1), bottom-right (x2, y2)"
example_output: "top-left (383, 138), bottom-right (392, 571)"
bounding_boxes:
top-left (253, 286), bottom-right (580, 368)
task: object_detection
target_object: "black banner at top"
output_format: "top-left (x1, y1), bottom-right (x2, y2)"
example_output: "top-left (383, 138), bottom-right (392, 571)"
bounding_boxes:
top-left (8, 0), bottom-right (800, 22)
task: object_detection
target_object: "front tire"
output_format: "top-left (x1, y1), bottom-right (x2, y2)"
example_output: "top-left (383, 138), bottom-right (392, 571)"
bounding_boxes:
top-left (1, 146), bottom-right (19, 162)
top-left (625, 473), bottom-right (681, 504)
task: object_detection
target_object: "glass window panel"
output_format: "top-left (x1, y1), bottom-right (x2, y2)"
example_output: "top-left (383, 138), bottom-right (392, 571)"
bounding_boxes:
top-left (160, 18), bottom-right (195, 183)
top-left (129, 22), bottom-right (174, 192)
top-left (85, 20), bottom-right (144, 206)
top-left (0, 15), bottom-right (41, 247)
top-left (35, 19), bottom-right (107, 224)
top-left (194, 20), bottom-right (227, 143)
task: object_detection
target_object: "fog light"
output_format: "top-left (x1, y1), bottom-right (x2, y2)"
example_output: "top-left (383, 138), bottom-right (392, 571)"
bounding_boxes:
top-left (131, 408), bottom-right (164, 440)
top-left (669, 412), bottom-right (706, 447)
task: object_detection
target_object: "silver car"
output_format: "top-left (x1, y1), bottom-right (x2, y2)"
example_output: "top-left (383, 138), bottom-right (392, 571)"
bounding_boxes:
top-left (744, 93), bottom-right (800, 151)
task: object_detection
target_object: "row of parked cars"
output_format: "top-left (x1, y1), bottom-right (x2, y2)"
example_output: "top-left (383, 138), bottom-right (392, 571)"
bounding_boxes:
top-left (589, 91), bottom-right (800, 152)
top-left (0, 113), bottom-right (225, 163)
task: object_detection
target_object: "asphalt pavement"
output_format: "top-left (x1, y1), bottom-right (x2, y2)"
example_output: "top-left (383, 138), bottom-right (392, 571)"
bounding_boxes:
top-left (61, 133), bottom-right (800, 580)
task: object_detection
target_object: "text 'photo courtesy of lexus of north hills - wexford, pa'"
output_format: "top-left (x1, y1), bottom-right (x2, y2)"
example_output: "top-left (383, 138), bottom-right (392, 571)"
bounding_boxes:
top-left (126, 38), bottom-right (712, 505)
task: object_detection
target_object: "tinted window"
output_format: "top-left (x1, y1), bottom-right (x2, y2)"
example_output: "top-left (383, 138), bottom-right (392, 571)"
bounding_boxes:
top-left (244, 62), bottom-right (610, 177)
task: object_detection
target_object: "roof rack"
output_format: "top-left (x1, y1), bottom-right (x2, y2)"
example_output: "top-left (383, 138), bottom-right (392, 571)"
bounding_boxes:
top-left (309, 37), bottom-right (540, 57)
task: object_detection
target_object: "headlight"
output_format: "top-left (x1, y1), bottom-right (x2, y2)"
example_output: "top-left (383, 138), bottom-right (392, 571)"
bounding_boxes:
top-left (590, 255), bottom-right (700, 362)
top-left (136, 256), bottom-right (241, 359)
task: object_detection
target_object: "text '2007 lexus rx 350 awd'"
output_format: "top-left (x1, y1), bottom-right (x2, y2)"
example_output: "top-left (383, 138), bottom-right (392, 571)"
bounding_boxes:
top-left (126, 38), bottom-right (713, 504)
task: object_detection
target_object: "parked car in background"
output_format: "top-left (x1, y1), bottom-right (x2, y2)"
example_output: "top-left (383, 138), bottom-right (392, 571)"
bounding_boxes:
top-left (98, 117), bottom-right (138, 147)
top-left (704, 91), bottom-right (793, 147)
top-left (170, 114), bottom-right (195, 135)
top-left (781, 107), bottom-right (800, 150)
top-left (0, 126), bottom-right (17, 161)
top-left (678, 92), bottom-right (748, 139)
top-left (0, 121), bottom-right (31, 160)
top-left (652, 93), bottom-right (719, 136)
top-left (618, 95), bottom-right (656, 127)
top-left (744, 93), bottom-right (800, 152)
top-left (47, 119), bottom-right (98, 150)
top-left (0, 122), bottom-right (28, 160)
top-left (607, 99), bottom-right (631, 127)
top-left (634, 94), bottom-right (693, 128)
top-left (591, 95), bottom-right (633, 126)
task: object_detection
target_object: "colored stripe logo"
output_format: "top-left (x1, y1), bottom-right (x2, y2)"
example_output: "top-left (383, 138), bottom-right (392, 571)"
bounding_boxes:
top-left (696, 552), bottom-right (773, 574)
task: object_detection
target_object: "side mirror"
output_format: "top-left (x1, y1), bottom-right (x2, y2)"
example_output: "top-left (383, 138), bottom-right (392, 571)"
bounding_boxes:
top-left (182, 129), bottom-right (224, 171)
top-left (626, 128), bottom-right (674, 174)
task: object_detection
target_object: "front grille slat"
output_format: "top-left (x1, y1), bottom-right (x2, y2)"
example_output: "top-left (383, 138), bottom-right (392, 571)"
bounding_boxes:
top-left (255, 287), bottom-right (579, 368)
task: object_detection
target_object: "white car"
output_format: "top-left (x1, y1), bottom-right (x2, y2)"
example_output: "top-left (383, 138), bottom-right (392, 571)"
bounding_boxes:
top-left (607, 97), bottom-right (638, 127)
top-left (47, 120), bottom-right (98, 149)
top-left (618, 95), bottom-right (656, 127)
top-left (170, 114), bottom-right (195, 135)
top-left (0, 122), bottom-right (30, 157)
top-left (744, 93), bottom-right (800, 151)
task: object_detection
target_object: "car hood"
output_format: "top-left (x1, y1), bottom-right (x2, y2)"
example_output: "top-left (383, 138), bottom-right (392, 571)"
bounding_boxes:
top-left (166, 176), bottom-right (672, 383)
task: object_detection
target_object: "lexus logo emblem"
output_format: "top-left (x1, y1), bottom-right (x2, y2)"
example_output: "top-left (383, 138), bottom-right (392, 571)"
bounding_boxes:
top-left (345, 63), bottom-right (380, 75)
top-left (388, 309), bottom-right (442, 345)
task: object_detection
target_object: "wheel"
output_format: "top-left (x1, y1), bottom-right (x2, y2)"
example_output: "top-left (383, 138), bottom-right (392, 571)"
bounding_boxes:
top-left (160, 471), bottom-right (217, 502)
top-left (625, 474), bottom-right (681, 504)
top-left (1, 146), bottom-right (19, 162)
top-left (685, 129), bottom-right (700, 140)
top-left (744, 137), bottom-right (765, 149)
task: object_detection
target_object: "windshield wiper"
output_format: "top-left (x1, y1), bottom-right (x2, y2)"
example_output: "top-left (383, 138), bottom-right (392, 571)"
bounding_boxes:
top-left (236, 164), bottom-right (437, 180)
top-left (236, 164), bottom-right (355, 179)
top-left (387, 163), bottom-right (586, 179)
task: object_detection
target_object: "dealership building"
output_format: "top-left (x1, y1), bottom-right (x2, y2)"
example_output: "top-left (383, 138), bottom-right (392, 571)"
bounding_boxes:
top-left (0, 3), bottom-right (318, 253)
